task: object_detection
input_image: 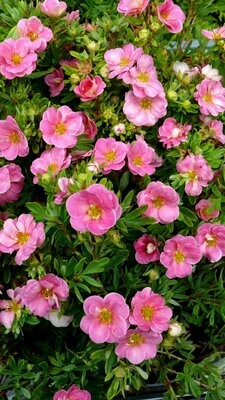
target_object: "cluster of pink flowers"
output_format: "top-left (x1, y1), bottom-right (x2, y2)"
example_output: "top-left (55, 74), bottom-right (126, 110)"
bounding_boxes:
top-left (0, 164), bottom-right (24, 206)
top-left (158, 118), bottom-right (192, 148)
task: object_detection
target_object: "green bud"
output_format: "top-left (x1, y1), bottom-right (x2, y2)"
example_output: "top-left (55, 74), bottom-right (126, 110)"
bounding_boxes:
top-left (86, 41), bottom-right (99, 51)
top-left (167, 89), bottom-right (178, 102)
top-left (149, 269), bottom-right (159, 281)
top-left (70, 73), bottom-right (81, 85)
top-left (115, 367), bottom-right (126, 378)
top-left (139, 29), bottom-right (149, 39)
top-left (150, 22), bottom-right (161, 32)
top-left (99, 65), bottom-right (109, 78)
top-left (182, 99), bottom-right (192, 110)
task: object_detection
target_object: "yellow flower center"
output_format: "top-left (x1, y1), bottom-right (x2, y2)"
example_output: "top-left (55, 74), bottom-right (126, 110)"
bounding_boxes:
top-left (11, 54), bottom-right (22, 65)
top-left (153, 197), bottom-right (165, 208)
top-left (137, 71), bottom-right (149, 83)
top-left (161, 11), bottom-right (169, 19)
top-left (27, 31), bottom-right (38, 41)
top-left (88, 204), bottom-right (102, 220)
top-left (10, 131), bottom-right (20, 144)
top-left (10, 301), bottom-right (21, 315)
top-left (41, 288), bottom-right (53, 299)
top-left (141, 305), bottom-right (154, 321)
top-left (119, 57), bottom-right (130, 67)
top-left (205, 233), bottom-right (217, 247)
top-left (49, 163), bottom-right (58, 174)
top-left (213, 32), bottom-right (221, 40)
top-left (105, 150), bottom-right (116, 161)
top-left (132, 156), bottom-right (143, 166)
top-left (16, 232), bottom-right (30, 245)
top-left (188, 170), bottom-right (197, 181)
top-left (203, 93), bottom-right (213, 103)
top-left (127, 333), bottom-right (145, 346)
top-left (99, 307), bottom-right (112, 324)
top-left (174, 250), bottom-right (186, 263)
top-left (55, 123), bottom-right (66, 135)
top-left (139, 98), bottom-right (151, 109)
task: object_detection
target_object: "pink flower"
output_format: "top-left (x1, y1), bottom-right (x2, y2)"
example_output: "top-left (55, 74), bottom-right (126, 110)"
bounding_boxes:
top-left (196, 223), bottom-right (225, 262)
top-left (160, 234), bottom-right (202, 279)
top-left (39, 0), bottom-right (67, 17)
top-left (195, 199), bottom-right (220, 221)
top-left (134, 234), bottom-right (160, 264)
top-left (127, 135), bottom-right (162, 176)
top-left (137, 181), bottom-right (180, 224)
top-left (0, 116), bottom-right (29, 160)
top-left (74, 76), bottom-right (106, 101)
top-left (202, 26), bottom-right (225, 40)
top-left (21, 274), bottom-right (69, 317)
top-left (53, 385), bottom-right (91, 400)
top-left (117, 0), bottom-right (149, 15)
top-left (201, 65), bottom-right (222, 82)
top-left (115, 328), bottom-right (162, 364)
top-left (30, 148), bottom-right (71, 184)
top-left (44, 309), bottom-right (73, 327)
top-left (76, 112), bottom-right (97, 139)
top-left (158, 118), bottom-right (192, 148)
top-left (54, 177), bottom-right (74, 204)
top-left (44, 68), bottom-right (64, 97)
top-left (65, 10), bottom-right (80, 23)
top-left (104, 44), bottom-right (143, 79)
top-left (93, 138), bottom-right (127, 174)
top-left (40, 106), bottom-right (84, 148)
top-left (17, 16), bottom-right (53, 53)
top-left (129, 287), bottom-right (173, 332)
top-left (80, 292), bottom-right (129, 343)
top-left (0, 164), bottom-right (24, 206)
top-left (0, 38), bottom-right (37, 80)
top-left (157, 0), bottom-right (185, 33)
top-left (0, 214), bottom-right (45, 265)
top-left (0, 287), bottom-right (24, 329)
top-left (66, 184), bottom-right (122, 235)
top-left (176, 154), bottom-right (214, 196)
top-left (205, 119), bottom-right (225, 144)
top-left (123, 90), bottom-right (167, 127)
top-left (193, 78), bottom-right (225, 116)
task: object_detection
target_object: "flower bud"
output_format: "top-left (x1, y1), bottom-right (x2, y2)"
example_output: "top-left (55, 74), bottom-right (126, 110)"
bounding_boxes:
top-left (168, 322), bottom-right (182, 337)
top-left (182, 100), bottom-right (192, 110)
top-left (87, 161), bottom-right (100, 174)
top-left (139, 29), bottom-right (149, 39)
top-left (86, 41), bottom-right (99, 51)
top-left (149, 269), bottom-right (159, 281)
top-left (99, 65), bottom-right (109, 78)
top-left (113, 123), bottom-right (126, 135)
top-left (167, 89), bottom-right (178, 102)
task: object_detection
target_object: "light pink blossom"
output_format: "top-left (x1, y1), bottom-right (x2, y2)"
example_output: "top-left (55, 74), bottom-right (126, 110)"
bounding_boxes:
top-left (193, 78), bottom-right (225, 116)
top-left (53, 385), bottom-right (91, 400)
top-left (127, 135), bottom-right (162, 176)
top-left (0, 116), bottom-right (29, 160)
top-left (160, 234), bottom-right (202, 279)
top-left (129, 287), bottom-right (173, 332)
top-left (195, 199), bottom-right (220, 221)
top-left (66, 184), bottom-right (122, 235)
top-left (158, 118), bottom-right (191, 148)
top-left (0, 287), bottom-right (24, 329)
top-left (176, 154), bottom-right (214, 196)
top-left (0, 164), bottom-right (24, 206)
top-left (76, 112), bottom-right (97, 139)
top-left (44, 68), bottom-right (64, 97)
top-left (54, 177), bottom-right (74, 204)
top-left (74, 75), bottom-right (106, 101)
top-left (134, 234), bottom-right (160, 264)
top-left (0, 214), bottom-right (45, 265)
top-left (117, 0), bottom-right (149, 16)
top-left (201, 65), bottom-right (222, 82)
top-left (93, 137), bottom-right (127, 174)
top-left (205, 119), bottom-right (225, 144)
top-left (44, 309), bottom-right (73, 327)
top-left (31, 148), bottom-right (71, 184)
top-left (196, 223), bottom-right (225, 262)
top-left (104, 44), bottom-right (143, 79)
top-left (137, 181), bottom-right (180, 224)
top-left (65, 10), bottom-right (80, 23)
top-left (80, 293), bottom-right (129, 343)
top-left (17, 16), bottom-right (53, 53)
top-left (39, 0), bottom-right (67, 17)
top-left (202, 26), bottom-right (225, 40)
top-left (21, 274), bottom-right (69, 317)
top-left (157, 0), bottom-right (186, 33)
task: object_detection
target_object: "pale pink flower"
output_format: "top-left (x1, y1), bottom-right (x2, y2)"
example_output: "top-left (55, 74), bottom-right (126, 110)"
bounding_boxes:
top-left (137, 181), bottom-right (180, 224)
top-left (40, 106), bottom-right (84, 148)
top-left (54, 177), bottom-right (74, 204)
top-left (115, 328), bottom-right (162, 365)
top-left (104, 44), bottom-right (143, 79)
top-left (39, 0), bottom-right (67, 17)
top-left (127, 135), bottom-right (162, 176)
top-left (65, 10), bottom-right (80, 23)
top-left (202, 26), bottom-right (225, 40)
top-left (71, 149), bottom-right (93, 161)
top-left (0, 287), bottom-right (24, 329)
top-left (160, 234), bottom-right (202, 279)
top-left (195, 199), bottom-right (220, 221)
top-left (173, 61), bottom-right (190, 76)
top-left (30, 148), bottom-right (71, 184)
top-left (0, 116), bottom-right (29, 160)
top-left (117, 0), bottom-right (149, 15)
top-left (157, 0), bottom-right (186, 33)
top-left (44, 68), bottom-right (64, 97)
top-left (129, 287), bottom-right (173, 332)
top-left (0, 38), bottom-right (37, 80)
top-left (21, 274), bottom-right (69, 317)
top-left (176, 154), bottom-right (214, 196)
top-left (158, 118), bottom-right (192, 148)
top-left (80, 292), bottom-right (129, 343)
top-left (196, 223), bottom-right (225, 262)
top-left (0, 164), bottom-right (24, 206)
top-left (134, 234), bottom-right (160, 264)
top-left (74, 76), bottom-right (106, 101)
top-left (0, 214), bottom-right (45, 265)
top-left (76, 112), bottom-right (97, 139)
top-left (206, 119), bottom-right (225, 144)
top-left (123, 90), bottom-right (167, 127)
top-left (44, 309), bottom-right (73, 327)
top-left (201, 65), bottom-right (222, 82)
top-left (17, 16), bottom-right (53, 53)
top-left (53, 385), bottom-right (91, 400)
top-left (93, 138), bottom-right (127, 174)
top-left (194, 78), bottom-right (225, 116)
top-left (66, 184), bottom-right (122, 235)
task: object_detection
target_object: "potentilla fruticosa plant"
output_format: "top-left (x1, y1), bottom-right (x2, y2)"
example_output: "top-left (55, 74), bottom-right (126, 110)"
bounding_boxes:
top-left (0, 0), bottom-right (225, 399)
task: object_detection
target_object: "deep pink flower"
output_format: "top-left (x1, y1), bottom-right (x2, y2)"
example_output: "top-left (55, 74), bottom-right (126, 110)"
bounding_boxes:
top-left (74, 76), bottom-right (106, 101)
top-left (0, 116), bottom-right (29, 160)
top-left (137, 181), bottom-right (180, 224)
top-left (44, 68), bottom-right (64, 97)
top-left (53, 385), bottom-right (91, 400)
top-left (80, 293), bottom-right (129, 343)
top-left (0, 287), bottom-right (24, 329)
top-left (195, 199), bottom-right (220, 221)
top-left (196, 223), bottom-right (225, 262)
top-left (66, 184), bottom-right (122, 235)
top-left (134, 234), bottom-right (160, 264)
top-left (21, 274), bottom-right (69, 317)
top-left (129, 287), bottom-right (173, 332)
top-left (76, 112), bottom-right (97, 139)
top-left (17, 16), bottom-right (53, 53)
top-left (127, 135), bottom-right (162, 176)
top-left (54, 177), bottom-right (74, 205)
top-left (104, 44), bottom-right (143, 79)
top-left (157, 0), bottom-right (185, 33)
top-left (0, 214), bottom-right (45, 265)
top-left (202, 26), bottom-right (225, 40)
top-left (0, 164), bottom-right (24, 206)
top-left (0, 38), bottom-right (37, 80)
top-left (194, 78), bottom-right (225, 116)
top-left (123, 90), bottom-right (167, 127)
top-left (117, 0), bottom-right (149, 15)
top-left (65, 10), bottom-right (80, 23)
top-left (93, 137), bottom-right (127, 174)
top-left (40, 106), bottom-right (84, 148)
top-left (158, 118), bottom-right (191, 148)
top-left (160, 234), bottom-right (202, 279)
top-left (176, 154), bottom-right (214, 196)
top-left (39, 0), bottom-right (67, 17)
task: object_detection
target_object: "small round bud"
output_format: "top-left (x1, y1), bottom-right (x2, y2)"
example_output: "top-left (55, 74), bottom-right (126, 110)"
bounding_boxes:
top-left (168, 322), bottom-right (182, 337)
top-left (182, 100), bottom-right (192, 110)
top-left (167, 89), bottom-right (178, 102)
top-left (149, 269), bottom-right (159, 281)
top-left (139, 29), bottom-right (149, 39)
top-left (87, 162), bottom-right (100, 174)
top-left (113, 123), bottom-right (126, 135)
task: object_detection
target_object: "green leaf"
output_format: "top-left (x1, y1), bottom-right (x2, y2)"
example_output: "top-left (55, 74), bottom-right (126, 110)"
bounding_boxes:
top-left (26, 202), bottom-right (46, 221)
top-left (83, 257), bottom-right (109, 274)
top-left (21, 388), bottom-right (31, 399)
top-left (28, 68), bottom-right (54, 79)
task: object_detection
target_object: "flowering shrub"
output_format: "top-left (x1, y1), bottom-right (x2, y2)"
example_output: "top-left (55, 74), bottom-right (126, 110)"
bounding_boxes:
top-left (0, 0), bottom-right (225, 399)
